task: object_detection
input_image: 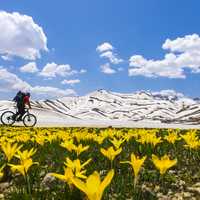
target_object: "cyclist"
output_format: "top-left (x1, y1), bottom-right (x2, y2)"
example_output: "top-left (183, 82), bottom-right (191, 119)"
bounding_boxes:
top-left (13, 91), bottom-right (32, 121)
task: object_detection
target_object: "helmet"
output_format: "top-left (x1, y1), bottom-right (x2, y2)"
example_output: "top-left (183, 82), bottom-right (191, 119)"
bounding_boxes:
top-left (26, 92), bottom-right (31, 97)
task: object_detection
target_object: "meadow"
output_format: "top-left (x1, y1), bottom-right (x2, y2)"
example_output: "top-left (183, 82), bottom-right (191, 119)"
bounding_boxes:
top-left (0, 126), bottom-right (200, 200)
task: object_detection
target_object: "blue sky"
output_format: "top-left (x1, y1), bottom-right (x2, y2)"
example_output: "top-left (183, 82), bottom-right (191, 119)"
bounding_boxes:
top-left (0, 0), bottom-right (200, 99)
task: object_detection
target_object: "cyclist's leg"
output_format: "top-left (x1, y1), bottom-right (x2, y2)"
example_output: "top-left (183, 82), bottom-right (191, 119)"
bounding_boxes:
top-left (13, 105), bottom-right (20, 120)
top-left (17, 106), bottom-right (23, 121)
top-left (22, 107), bottom-right (26, 117)
top-left (18, 106), bottom-right (25, 121)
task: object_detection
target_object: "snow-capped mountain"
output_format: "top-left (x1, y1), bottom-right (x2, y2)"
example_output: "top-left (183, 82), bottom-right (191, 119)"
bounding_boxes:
top-left (1, 89), bottom-right (200, 127)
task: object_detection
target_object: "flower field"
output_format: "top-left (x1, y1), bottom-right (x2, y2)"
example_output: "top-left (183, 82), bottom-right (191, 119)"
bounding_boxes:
top-left (0, 126), bottom-right (200, 200)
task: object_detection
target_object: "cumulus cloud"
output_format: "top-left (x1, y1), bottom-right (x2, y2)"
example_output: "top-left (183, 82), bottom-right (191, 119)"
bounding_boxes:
top-left (129, 54), bottom-right (185, 78)
top-left (61, 79), bottom-right (80, 86)
top-left (0, 67), bottom-right (31, 91)
top-left (151, 89), bottom-right (196, 103)
top-left (152, 89), bottom-right (184, 98)
top-left (129, 34), bottom-right (200, 78)
top-left (80, 69), bottom-right (87, 74)
top-left (1, 55), bottom-right (13, 61)
top-left (31, 86), bottom-right (76, 98)
top-left (0, 67), bottom-right (75, 99)
top-left (100, 63), bottom-right (116, 74)
top-left (97, 42), bottom-right (123, 65)
top-left (39, 62), bottom-right (71, 77)
top-left (97, 42), bottom-right (123, 74)
top-left (162, 34), bottom-right (200, 53)
top-left (20, 62), bottom-right (39, 73)
top-left (0, 11), bottom-right (48, 60)
top-left (39, 63), bottom-right (87, 78)
top-left (100, 51), bottom-right (123, 64)
top-left (96, 42), bottom-right (113, 53)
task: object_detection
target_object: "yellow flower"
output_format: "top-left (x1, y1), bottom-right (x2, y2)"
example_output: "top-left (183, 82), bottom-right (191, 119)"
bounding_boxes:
top-left (9, 158), bottom-right (38, 177)
top-left (184, 140), bottom-right (200, 149)
top-left (15, 148), bottom-right (37, 161)
top-left (73, 144), bottom-right (90, 156)
top-left (109, 137), bottom-right (125, 149)
top-left (60, 139), bottom-right (76, 152)
top-left (121, 153), bottom-right (146, 186)
top-left (35, 136), bottom-right (46, 146)
top-left (181, 131), bottom-right (200, 149)
top-left (126, 130), bottom-right (140, 141)
top-left (51, 167), bottom-right (74, 186)
top-left (121, 153), bottom-right (146, 178)
top-left (15, 134), bottom-right (30, 143)
top-left (100, 146), bottom-right (122, 161)
top-left (152, 154), bottom-right (177, 175)
top-left (100, 129), bottom-right (114, 139)
top-left (164, 132), bottom-right (180, 144)
top-left (72, 169), bottom-right (114, 200)
top-left (46, 135), bottom-right (57, 143)
top-left (93, 136), bottom-right (106, 145)
top-left (137, 132), bottom-right (162, 146)
top-left (65, 158), bottom-right (92, 179)
top-left (1, 142), bottom-right (22, 162)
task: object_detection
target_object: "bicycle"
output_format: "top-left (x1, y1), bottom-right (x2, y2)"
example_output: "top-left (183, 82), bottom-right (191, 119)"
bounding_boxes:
top-left (1, 108), bottom-right (37, 127)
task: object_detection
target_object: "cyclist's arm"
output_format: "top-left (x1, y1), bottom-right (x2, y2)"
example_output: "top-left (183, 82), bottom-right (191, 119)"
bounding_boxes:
top-left (12, 96), bottom-right (17, 102)
top-left (27, 99), bottom-right (32, 109)
top-left (28, 101), bottom-right (32, 109)
top-left (24, 96), bottom-right (32, 109)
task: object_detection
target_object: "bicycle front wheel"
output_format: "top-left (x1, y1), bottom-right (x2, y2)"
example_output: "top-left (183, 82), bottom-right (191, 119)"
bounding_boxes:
top-left (1, 111), bottom-right (15, 125)
top-left (23, 114), bottom-right (37, 127)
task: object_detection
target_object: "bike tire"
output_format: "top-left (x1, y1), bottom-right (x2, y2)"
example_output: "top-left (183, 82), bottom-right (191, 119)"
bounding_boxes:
top-left (23, 114), bottom-right (37, 127)
top-left (1, 111), bottom-right (15, 126)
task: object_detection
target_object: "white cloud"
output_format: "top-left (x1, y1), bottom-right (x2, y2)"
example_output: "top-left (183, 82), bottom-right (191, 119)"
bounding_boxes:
top-left (100, 63), bottom-right (116, 74)
top-left (61, 79), bottom-right (80, 86)
top-left (31, 86), bottom-right (76, 98)
top-left (129, 34), bottom-right (200, 78)
top-left (129, 54), bottom-right (185, 78)
top-left (0, 11), bottom-right (48, 60)
top-left (39, 63), bottom-right (87, 77)
top-left (20, 62), bottom-right (39, 73)
top-left (39, 62), bottom-right (71, 77)
top-left (64, 69), bottom-right (87, 76)
top-left (96, 42), bottom-right (113, 53)
top-left (162, 34), bottom-right (200, 53)
top-left (80, 69), bottom-right (87, 74)
top-left (152, 89), bottom-right (184, 98)
top-left (0, 67), bottom-right (76, 99)
top-left (97, 42), bottom-right (123, 66)
top-left (100, 51), bottom-right (123, 64)
top-left (1, 55), bottom-right (12, 61)
top-left (0, 67), bottom-right (31, 91)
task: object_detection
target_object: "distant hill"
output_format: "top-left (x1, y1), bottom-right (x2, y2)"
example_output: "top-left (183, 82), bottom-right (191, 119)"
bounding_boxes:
top-left (1, 89), bottom-right (200, 126)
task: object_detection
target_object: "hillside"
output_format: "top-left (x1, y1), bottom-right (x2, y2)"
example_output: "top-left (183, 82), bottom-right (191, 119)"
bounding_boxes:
top-left (1, 90), bottom-right (200, 128)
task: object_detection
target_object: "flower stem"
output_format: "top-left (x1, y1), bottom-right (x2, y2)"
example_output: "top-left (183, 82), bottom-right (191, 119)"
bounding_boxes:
top-left (25, 172), bottom-right (32, 200)
top-left (133, 176), bottom-right (138, 189)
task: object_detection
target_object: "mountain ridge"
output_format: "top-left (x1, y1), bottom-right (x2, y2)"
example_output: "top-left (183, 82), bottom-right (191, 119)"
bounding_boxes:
top-left (0, 89), bottom-right (200, 125)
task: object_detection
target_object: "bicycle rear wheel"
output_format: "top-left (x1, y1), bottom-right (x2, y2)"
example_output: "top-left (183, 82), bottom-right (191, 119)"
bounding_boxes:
top-left (1, 111), bottom-right (15, 125)
top-left (23, 114), bottom-right (37, 127)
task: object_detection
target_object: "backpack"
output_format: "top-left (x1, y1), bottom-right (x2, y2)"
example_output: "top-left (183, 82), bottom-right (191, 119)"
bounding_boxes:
top-left (14, 92), bottom-right (25, 106)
